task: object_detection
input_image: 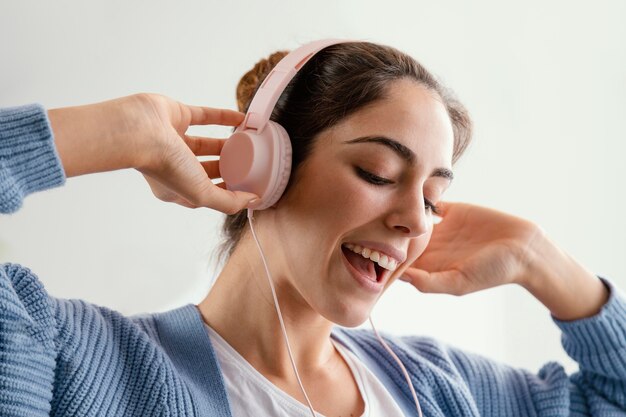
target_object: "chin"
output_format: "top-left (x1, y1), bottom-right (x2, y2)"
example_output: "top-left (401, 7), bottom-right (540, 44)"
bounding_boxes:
top-left (334, 315), bottom-right (370, 328)
top-left (320, 299), bottom-right (376, 328)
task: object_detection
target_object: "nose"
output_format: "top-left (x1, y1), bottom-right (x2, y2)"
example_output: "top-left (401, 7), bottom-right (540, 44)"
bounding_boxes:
top-left (385, 190), bottom-right (430, 237)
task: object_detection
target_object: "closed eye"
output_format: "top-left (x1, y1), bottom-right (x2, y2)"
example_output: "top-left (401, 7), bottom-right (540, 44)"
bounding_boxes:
top-left (356, 167), bottom-right (441, 215)
top-left (355, 167), bottom-right (393, 185)
top-left (426, 199), bottom-right (441, 215)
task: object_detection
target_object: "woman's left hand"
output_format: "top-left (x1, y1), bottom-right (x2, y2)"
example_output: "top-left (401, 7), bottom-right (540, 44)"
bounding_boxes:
top-left (49, 93), bottom-right (259, 214)
top-left (402, 202), bottom-right (609, 320)
top-left (401, 202), bottom-right (541, 296)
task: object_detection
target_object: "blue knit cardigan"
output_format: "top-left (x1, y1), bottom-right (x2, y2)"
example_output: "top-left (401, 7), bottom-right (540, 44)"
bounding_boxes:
top-left (1, 104), bottom-right (625, 416)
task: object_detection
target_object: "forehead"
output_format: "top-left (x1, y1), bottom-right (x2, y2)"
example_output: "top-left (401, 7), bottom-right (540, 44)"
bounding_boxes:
top-left (320, 79), bottom-right (454, 168)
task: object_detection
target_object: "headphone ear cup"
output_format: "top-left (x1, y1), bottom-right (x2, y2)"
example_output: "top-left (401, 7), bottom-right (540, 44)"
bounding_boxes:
top-left (219, 122), bottom-right (292, 211)
top-left (263, 121), bottom-right (292, 208)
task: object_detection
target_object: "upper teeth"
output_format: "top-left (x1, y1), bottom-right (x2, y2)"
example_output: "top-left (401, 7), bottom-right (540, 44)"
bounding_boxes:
top-left (343, 243), bottom-right (399, 272)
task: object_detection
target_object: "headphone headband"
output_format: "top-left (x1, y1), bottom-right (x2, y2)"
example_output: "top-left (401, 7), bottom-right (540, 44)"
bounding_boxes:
top-left (242, 38), bottom-right (350, 132)
top-left (220, 38), bottom-right (354, 210)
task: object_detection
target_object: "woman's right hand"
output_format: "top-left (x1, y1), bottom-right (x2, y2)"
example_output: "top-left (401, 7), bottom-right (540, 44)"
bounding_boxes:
top-left (401, 202), bottom-right (541, 295)
top-left (49, 93), bottom-right (259, 214)
top-left (401, 202), bottom-right (608, 320)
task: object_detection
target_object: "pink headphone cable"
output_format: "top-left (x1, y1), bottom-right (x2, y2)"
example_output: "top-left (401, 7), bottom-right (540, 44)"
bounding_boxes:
top-left (369, 316), bottom-right (424, 417)
top-left (247, 209), bottom-right (318, 416)
top-left (246, 208), bottom-right (423, 416)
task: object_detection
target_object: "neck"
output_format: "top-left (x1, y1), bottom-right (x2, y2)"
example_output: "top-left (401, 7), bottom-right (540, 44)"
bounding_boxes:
top-left (197, 233), bottom-right (337, 379)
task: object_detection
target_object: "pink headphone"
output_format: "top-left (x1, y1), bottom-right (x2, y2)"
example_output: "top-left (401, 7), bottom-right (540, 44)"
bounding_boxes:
top-left (219, 39), bottom-right (348, 210)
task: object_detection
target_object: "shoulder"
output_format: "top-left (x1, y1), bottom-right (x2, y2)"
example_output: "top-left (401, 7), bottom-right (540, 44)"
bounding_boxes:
top-left (1, 263), bottom-right (195, 415)
top-left (0, 262), bottom-right (161, 350)
top-left (338, 327), bottom-right (564, 381)
top-left (336, 327), bottom-right (477, 391)
top-left (337, 327), bottom-right (453, 367)
top-left (337, 328), bottom-right (572, 417)
top-left (50, 295), bottom-right (196, 415)
top-left (1, 263), bottom-right (58, 346)
top-left (51, 296), bottom-right (166, 362)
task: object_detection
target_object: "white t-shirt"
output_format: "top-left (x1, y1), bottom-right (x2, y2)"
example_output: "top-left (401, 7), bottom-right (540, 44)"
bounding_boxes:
top-left (206, 325), bottom-right (405, 417)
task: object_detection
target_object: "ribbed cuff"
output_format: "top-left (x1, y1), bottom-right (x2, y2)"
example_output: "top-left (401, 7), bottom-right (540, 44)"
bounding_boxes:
top-left (552, 277), bottom-right (626, 378)
top-left (0, 103), bottom-right (66, 214)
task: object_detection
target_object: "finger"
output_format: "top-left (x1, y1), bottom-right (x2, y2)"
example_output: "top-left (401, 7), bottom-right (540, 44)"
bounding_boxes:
top-left (195, 184), bottom-right (259, 214)
top-left (401, 267), bottom-right (467, 296)
top-left (158, 157), bottom-right (257, 213)
top-left (186, 106), bottom-right (245, 127)
top-left (201, 160), bottom-right (220, 179)
top-left (185, 136), bottom-right (226, 156)
top-left (163, 174), bottom-right (257, 213)
top-left (149, 145), bottom-right (257, 213)
top-left (434, 201), bottom-right (453, 217)
top-left (433, 201), bottom-right (472, 219)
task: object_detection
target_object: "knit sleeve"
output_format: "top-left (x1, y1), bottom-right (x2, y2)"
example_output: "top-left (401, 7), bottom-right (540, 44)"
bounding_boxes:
top-left (444, 277), bottom-right (626, 416)
top-left (0, 263), bottom-right (59, 416)
top-left (551, 277), bottom-right (626, 414)
top-left (0, 104), bottom-right (65, 214)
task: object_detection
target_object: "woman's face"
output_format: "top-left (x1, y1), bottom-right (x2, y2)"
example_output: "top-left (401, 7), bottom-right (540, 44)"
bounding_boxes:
top-left (268, 79), bottom-right (455, 327)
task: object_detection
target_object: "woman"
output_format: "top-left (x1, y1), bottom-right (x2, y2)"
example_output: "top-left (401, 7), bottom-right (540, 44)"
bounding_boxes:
top-left (0, 41), bottom-right (624, 417)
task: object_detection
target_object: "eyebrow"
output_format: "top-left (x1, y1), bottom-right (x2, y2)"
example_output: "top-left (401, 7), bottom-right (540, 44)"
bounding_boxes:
top-left (344, 135), bottom-right (455, 181)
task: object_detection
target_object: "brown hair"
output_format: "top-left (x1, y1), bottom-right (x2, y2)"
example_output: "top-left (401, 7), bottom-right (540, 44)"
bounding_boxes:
top-left (221, 42), bottom-right (472, 259)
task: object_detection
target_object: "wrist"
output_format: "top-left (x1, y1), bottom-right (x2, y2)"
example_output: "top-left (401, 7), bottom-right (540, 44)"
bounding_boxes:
top-left (119, 94), bottom-right (163, 171)
top-left (520, 230), bottom-right (609, 321)
top-left (121, 93), bottom-right (183, 173)
top-left (50, 96), bottom-right (139, 177)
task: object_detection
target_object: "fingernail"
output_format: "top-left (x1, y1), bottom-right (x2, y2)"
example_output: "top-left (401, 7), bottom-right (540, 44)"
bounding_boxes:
top-left (398, 275), bottom-right (411, 282)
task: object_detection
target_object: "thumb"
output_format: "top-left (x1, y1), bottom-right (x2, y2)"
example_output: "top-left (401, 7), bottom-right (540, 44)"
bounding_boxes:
top-left (198, 185), bottom-right (259, 214)
top-left (233, 191), bottom-right (260, 209)
top-left (223, 190), bottom-right (260, 214)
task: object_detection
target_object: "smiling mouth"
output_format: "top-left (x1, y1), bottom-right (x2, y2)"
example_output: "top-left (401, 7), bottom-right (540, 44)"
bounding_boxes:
top-left (341, 245), bottom-right (384, 282)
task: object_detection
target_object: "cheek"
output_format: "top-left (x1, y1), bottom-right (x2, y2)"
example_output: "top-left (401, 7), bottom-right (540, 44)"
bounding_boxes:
top-left (286, 166), bottom-right (375, 226)
top-left (276, 168), bottom-right (360, 257)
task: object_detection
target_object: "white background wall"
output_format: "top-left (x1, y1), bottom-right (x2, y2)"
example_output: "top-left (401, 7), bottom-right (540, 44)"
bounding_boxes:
top-left (1, 0), bottom-right (624, 375)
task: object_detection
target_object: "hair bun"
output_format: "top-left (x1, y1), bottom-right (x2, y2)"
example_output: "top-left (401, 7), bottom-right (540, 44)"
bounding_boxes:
top-left (236, 51), bottom-right (289, 113)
